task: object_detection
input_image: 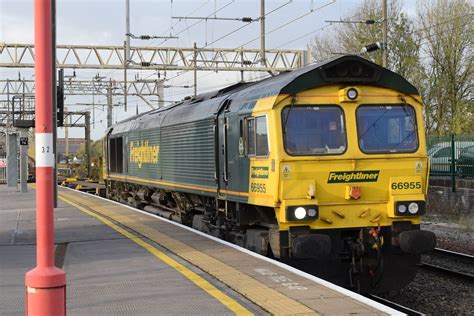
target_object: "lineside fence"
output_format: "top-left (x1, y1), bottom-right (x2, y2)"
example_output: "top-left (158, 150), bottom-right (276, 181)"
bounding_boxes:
top-left (427, 134), bottom-right (474, 191)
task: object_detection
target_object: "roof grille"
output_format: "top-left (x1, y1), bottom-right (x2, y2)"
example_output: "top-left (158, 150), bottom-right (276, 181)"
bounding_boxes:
top-left (320, 59), bottom-right (381, 83)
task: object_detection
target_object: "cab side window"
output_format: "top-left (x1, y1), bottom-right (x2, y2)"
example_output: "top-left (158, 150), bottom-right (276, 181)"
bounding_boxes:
top-left (256, 116), bottom-right (269, 156)
top-left (247, 118), bottom-right (256, 156)
top-left (245, 116), bottom-right (269, 157)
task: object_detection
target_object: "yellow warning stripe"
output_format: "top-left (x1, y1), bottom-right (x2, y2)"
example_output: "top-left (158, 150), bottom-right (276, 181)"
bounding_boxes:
top-left (60, 191), bottom-right (318, 316)
top-left (58, 194), bottom-right (253, 316)
top-left (107, 174), bottom-right (272, 199)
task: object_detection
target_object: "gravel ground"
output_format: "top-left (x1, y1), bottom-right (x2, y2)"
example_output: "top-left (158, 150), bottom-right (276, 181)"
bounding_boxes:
top-left (381, 269), bottom-right (474, 315)
top-left (422, 221), bottom-right (474, 255)
top-left (378, 221), bottom-right (474, 315)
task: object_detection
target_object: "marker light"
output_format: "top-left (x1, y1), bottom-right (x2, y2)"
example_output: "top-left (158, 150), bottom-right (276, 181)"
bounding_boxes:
top-left (398, 204), bottom-right (407, 214)
top-left (307, 208), bottom-right (317, 217)
top-left (347, 88), bottom-right (358, 100)
top-left (294, 207), bottom-right (307, 220)
top-left (408, 202), bottom-right (419, 214)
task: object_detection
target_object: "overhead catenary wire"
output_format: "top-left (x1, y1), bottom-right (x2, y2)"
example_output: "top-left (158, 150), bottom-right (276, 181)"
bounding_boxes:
top-left (155, 0), bottom-right (236, 47)
top-left (275, 8), bottom-right (379, 52)
top-left (100, 1), bottom-right (223, 81)
top-left (166, 0), bottom-right (335, 93)
top-left (236, 0), bottom-right (335, 48)
top-left (274, 25), bottom-right (331, 49)
top-left (202, 0), bottom-right (294, 49)
top-left (159, 0), bottom-right (294, 85)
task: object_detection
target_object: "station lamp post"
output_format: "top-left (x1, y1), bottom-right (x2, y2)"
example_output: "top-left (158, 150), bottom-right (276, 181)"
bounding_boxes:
top-left (25, 0), bottom-right (66, 315)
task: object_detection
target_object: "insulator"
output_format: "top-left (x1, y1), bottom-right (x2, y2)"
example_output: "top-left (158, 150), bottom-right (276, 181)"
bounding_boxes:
top-left (365, 19), bottom-right (376, 25)
top-left (140, 35), bottom-right (151, 40)
top-left (241, 17), bottom-right (253, 22)
top-left (242, 60), bottom-right (253, 65)
top-left (141, 62), bottom-right (151, 67)
top-left (365, 43), bottom-right (380, 53)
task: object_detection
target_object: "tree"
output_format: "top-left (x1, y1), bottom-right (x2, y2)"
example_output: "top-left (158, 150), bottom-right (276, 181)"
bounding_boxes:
top-left (309, 0), bottom-right (412, 70)
top-left (389, 13), bottom-right (423, 85)
top-left (308, 0), bottom-right (473, 135)
top-left (309, 0), bottom-right (423, 92)
top-left (76, 139), bottom-right (103, 180)
top-left (417, 0), bottom-right (473, 134)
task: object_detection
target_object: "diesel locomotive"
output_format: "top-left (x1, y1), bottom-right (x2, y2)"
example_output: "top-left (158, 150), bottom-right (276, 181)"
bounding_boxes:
top-left (103, 55), bottom-right (436, 293)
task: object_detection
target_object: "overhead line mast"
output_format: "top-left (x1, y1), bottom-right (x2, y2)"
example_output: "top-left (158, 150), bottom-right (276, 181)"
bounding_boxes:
top-left (125, 0), bottom-right (130, 112)
top-left (382, 0), bottom-right (388, 67)
top-left (124, 0), bottom-right (177, 111)
top-left (260, 0), bottom-right (265, 67)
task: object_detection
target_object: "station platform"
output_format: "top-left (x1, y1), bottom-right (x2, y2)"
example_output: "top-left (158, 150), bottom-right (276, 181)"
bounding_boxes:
top-left (0, 185), bottom-right (402, 315)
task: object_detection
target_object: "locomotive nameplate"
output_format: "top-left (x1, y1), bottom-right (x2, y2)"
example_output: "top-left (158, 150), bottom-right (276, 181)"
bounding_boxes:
top-left (327, 170), bottom-right (379, 183)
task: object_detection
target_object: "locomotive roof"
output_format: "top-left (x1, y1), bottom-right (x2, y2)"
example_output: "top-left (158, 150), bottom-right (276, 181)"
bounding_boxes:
top-left (109, 55), bottom-right (419, 135)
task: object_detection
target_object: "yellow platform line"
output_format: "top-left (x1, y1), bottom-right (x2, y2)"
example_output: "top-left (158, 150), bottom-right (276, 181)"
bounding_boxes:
top-left (58, 194), bottom-right (253, 316)
top-left (60, 191), bottom-right (318, 316)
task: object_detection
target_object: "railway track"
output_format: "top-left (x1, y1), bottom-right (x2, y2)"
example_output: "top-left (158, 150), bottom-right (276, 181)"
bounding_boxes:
top-left (433, 247), bottom-right (474, 260)
top-left (365, 295), bottom-right (425, 316)
top-left (420, 248), bottom-right (474, 281)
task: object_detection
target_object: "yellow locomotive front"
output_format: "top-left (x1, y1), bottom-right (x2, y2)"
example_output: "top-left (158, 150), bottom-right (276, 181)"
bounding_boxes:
top-left (275, 85), bottom-right (430, 230)
top-left (256, 72), bottom-right (436, 292)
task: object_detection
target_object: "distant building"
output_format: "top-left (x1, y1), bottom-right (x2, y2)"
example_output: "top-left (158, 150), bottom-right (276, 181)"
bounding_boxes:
top-left (56, 138), bottom-right (85, 163)
top-left (0, 139), bottom-right (5, 157)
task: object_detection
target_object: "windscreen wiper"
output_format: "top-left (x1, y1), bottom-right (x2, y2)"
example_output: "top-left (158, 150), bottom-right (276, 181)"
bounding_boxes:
top-left (283, 97), bottom-right (297, 136)
top-left (358, 108), bottom-right (390, 141)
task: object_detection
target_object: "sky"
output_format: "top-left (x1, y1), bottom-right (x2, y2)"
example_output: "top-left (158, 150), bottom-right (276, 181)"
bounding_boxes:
top-left (0, 0), bottom-right (418, 140)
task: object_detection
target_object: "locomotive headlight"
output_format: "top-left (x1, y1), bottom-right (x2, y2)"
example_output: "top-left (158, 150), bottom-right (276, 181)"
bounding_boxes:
top-left (286, 205), bottom-right (319, 221)
top-left (395, 201), bottom-right (425, 216)
top-left (408, 202), bottom-right (419, 214)
top-left (307, 208), bottom-right (318, 217)
top-left (347, 88), bottom-right (358, 100)
top-left (294, 207), bottom-right (307, 220)
top-left (397, 204), bottom-right (407, 214)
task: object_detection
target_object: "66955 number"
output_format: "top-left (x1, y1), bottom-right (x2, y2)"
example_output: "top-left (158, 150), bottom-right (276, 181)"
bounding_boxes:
top-left (250, 183), bottom-right (266, 193)
top-left (391, 181), bottom-right (421, 190)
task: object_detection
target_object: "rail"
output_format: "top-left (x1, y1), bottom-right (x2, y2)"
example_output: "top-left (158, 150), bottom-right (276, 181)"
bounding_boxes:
top-left (365, 294), bottom-right (425, 316)
top-left (420, 248), bottom-right (474, 281)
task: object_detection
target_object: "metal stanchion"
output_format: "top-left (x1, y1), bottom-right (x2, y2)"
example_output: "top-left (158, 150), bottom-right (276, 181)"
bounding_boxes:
top-left (25, 0), bottom-right (66, 314)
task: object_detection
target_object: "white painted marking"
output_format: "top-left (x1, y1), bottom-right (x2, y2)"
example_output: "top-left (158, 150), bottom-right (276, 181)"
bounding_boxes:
top-left (35, 133), bottom-right (54, 167)
top-left (255, 268), bottom-right (307, 290)
top-left (61, 186), bottom-right (405, 316)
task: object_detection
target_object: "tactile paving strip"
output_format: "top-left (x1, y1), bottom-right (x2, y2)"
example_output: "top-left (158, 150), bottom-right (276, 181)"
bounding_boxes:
top-left (60, 191), bottom-right (318, 315)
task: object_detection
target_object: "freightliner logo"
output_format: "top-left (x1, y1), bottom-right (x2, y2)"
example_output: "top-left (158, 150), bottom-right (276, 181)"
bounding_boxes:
top-left (251, 166), bottom-right (269, 179)
top-left (327, 170), bottom-right (380, 183)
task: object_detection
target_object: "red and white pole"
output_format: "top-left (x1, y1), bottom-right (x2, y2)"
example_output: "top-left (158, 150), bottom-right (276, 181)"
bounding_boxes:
top-left (25, 0), bottom-right (66, 315)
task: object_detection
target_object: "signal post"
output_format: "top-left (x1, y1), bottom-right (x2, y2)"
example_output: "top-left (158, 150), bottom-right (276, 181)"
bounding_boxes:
top-left (25, 0), bottom-right (66, 315)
